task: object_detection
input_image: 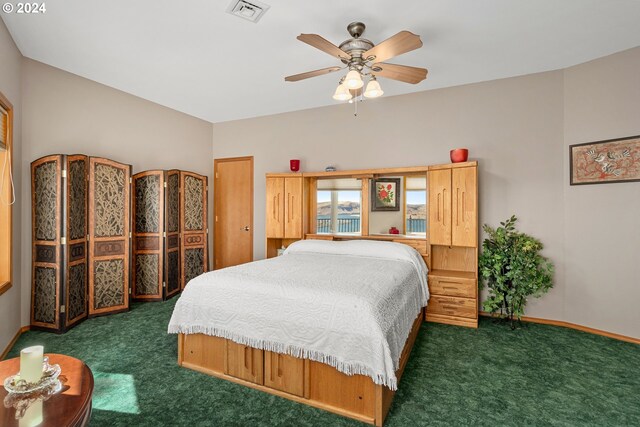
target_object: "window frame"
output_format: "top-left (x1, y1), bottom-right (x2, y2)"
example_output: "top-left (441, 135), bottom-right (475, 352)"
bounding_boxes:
top-left (316, 189), bottom-right (362, 235)
top-left (0, 90), bottom-right (13, 296)
top-left (404, 189), bottom-right (427, 236)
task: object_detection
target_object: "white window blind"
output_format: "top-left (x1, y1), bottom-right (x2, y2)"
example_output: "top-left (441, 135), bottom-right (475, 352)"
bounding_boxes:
top-left (0, 105), bottom-right (6, 151)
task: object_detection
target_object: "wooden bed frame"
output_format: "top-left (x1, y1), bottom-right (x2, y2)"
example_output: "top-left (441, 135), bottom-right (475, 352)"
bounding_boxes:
top-left (178, 309), bottom-right (423, 426)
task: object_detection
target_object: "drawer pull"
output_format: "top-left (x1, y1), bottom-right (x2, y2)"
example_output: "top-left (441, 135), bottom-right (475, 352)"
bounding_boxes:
top-left (442, 305), bottom-right (461, 311)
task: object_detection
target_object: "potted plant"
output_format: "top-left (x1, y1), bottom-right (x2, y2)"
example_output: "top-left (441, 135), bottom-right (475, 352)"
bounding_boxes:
top-left (478, 216), bottom-right (554, 329)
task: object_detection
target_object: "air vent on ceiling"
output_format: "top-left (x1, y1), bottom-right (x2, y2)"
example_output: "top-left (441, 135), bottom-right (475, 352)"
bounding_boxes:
top-left (226, 0), bottom-right (270, 23)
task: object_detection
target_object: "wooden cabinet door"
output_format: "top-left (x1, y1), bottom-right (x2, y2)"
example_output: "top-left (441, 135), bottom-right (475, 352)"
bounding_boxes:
top-left (88, 157), bottom-right (131, 316)
top-left (226, 341), bottom-right (264, 385)
top-left (452, 167), bottom-right (477, 247)
top-left (284, 177), bottom-right (303, 239)
top-left (266, 177), bottom-right (284, 238)
top-left (264, 351), bottom-right (305, 397)
top-left (428, 169), bottom-right (452, 246)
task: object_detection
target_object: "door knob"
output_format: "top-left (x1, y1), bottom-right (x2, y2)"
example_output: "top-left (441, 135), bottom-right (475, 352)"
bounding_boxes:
top-left (241, 226), bottom-right (250, 231)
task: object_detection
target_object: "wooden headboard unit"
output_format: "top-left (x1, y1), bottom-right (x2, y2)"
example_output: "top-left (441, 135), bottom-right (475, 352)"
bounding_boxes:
top-left (265, 161), bottom-right (478, 329)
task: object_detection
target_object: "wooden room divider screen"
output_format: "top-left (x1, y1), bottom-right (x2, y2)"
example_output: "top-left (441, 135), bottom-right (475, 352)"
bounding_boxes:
top-left (88, 157), bottom-right (131, 317)
top-left (31, 155), bottom-right (131, 333)
top-left (131, 170), bottom-right (208, 301)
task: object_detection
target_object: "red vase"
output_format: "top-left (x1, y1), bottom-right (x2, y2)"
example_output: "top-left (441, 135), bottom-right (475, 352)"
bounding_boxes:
top-left (290, 159), bottom-right (300, 172)
top-left (450, 149), bottom-right (469, 163)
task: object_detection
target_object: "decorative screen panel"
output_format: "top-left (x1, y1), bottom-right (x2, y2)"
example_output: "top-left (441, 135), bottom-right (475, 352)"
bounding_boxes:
top-left (89, 157), bottom-right (131, 316)
top-left (65, 155), bottom-right (89, 329)
top-left (33, 267), bottom-right (57, 325)
top-left (167, 173), bottom-right (179, 233)
top-left (31, 155), bottom-right (62, 331)
top-left (135, 254), bottom-right (159, 295)
top-left (184, 176), bottom-right (204, 231)
top-left (68, 159), bottom-right (87, 240)
top-left (132, 171), bottom-right (163, 301)
top-left (93, 259), bottom-right (125, 310)
top-left (184, 248), bottom-right (204, 285)
top-left (34, 161), bottom-right (58, 241)
top-left (94, 163), bottom-right (126, 237)
top-left (67, 263), bottom-right (86, 322)
top-left (180, 171), bottom-right (208, 289)
top-left (135, 175), bottom-right (160, 233)
top-left (167, 251), bottom-right (180, 295)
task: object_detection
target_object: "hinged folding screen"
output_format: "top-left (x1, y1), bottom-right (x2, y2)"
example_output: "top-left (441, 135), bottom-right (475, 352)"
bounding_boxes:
top-left (31, 154), bottom-right (89, 332)
top-left (88, 157), bottom-right (131, 316)
top-left (180, 171), bottom-right (209, 288)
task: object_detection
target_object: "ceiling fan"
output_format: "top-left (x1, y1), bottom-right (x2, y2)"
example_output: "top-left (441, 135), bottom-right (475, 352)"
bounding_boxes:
top-left (285, 22), bottom-right (428, 101)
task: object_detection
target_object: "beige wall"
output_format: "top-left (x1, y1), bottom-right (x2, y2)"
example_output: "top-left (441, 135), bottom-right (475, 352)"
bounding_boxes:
top-left (563, 47), bottom-right (640, 338)
top-left (20, 59), bottom-right (214, 326)
top-left (0, 19), bottom-right (22, 354)
top-left (212, 70), bottom-right (567, 323)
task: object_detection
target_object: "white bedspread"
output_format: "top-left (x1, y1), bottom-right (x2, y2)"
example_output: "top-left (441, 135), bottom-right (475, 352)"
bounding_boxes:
top-left (168, 240), bottom-right (429, 390)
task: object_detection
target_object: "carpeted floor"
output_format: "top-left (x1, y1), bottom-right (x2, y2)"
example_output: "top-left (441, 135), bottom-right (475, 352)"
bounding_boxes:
top-left (7, 299), bottom-right (640, 426)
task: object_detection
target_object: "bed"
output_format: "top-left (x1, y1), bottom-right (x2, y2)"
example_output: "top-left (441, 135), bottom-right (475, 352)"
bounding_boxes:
top-left (169, 239), bottom-right (429, 426)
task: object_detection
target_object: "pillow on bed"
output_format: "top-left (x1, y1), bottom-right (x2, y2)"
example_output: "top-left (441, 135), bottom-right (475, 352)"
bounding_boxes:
top-left (284, 239), bottom-right (428, 286)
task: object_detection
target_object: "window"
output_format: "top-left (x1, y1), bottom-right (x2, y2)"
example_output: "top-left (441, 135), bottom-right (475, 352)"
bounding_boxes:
top-left (405, 177), bottom-right (426, 236)
top-left (316, 179), bottom-right (362, 234)
top-left (0, 92), bottom-right (14, 295)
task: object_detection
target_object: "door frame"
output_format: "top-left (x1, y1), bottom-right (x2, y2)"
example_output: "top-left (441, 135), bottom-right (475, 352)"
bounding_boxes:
top-left (213, 156), bottom-right (254, 270)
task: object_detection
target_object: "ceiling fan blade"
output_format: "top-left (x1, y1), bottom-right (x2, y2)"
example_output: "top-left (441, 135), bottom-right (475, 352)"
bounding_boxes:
top-left (364, 31), bottom-right (423, 63)
top-left (297, 34), bottom-right (351, 61)
top-left (372, 63), bottom-right (428, 84)
top-left (285, 66), bottom-right (342, 82)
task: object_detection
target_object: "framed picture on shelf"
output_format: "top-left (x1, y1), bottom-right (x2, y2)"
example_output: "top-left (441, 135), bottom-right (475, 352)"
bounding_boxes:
top-left (371, 178), bottom-right (401, 211)
top-left (570, 135), bottom-right (640, 185)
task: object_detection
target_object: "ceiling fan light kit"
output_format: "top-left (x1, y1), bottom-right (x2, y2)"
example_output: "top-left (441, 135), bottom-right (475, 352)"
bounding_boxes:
top-left (344, 69), bottom-right (364, 89)
top-left (332, 82), bottom-right (353, 101)
top-left (364, 77), bottom-right (384, 98)
top-left (285, 22), bottom-right (428, 108)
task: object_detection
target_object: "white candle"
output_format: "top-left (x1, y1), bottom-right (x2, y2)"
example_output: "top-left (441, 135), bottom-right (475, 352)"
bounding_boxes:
top-left (19, 399), bottom-right (43, 427)
top-left (19, 345), bottom-right (44, 383)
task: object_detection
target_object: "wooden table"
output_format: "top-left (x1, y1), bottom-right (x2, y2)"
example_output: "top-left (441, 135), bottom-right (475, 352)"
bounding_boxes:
top-left (1, 353), bottom-right (94, 427)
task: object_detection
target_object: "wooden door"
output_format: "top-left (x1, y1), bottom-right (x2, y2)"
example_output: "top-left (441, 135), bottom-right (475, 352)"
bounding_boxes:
top-left (225, 341), bottom-right (264, 385)
top-left (88, 157), bottom-right (131, 316)
top-left (452, 167), bottom-right (477, 247)
top-left (428, 169), bottom-right (452, 246)
top-left (31, 155), bottom-right (63, 331)
top-left (264, 351), bottom-right (305, 396)
top-left (284, 177), bottom-right (303, 239)
top-left (266, 177), bottom-right (284, 238)
top-left (180, 171), bottom-right (208, 288)
top-left (164, 170), bottom-right (181, 298)
top-left (132, 170), bottom-right (164, 301)
top-left (64, 155), bottom-right (89, 329)
top-left (214, 157), bottom-right (253, 269)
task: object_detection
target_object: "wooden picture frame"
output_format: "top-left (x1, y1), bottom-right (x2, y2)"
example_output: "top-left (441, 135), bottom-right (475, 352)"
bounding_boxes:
top-left (570, 135), bottom-right (640, 185)
top-left (371, 178), bottom-right (401, 211)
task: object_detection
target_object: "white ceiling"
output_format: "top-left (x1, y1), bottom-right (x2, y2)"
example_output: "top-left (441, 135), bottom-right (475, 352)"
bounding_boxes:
top-left (3, 0), bottom-right (640, 123)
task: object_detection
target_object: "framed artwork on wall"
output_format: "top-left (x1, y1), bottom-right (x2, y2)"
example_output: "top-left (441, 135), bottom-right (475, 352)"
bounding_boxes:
top-left (371, 178), bottom-right (401, 211)
top-left (570, 135), bottom-right (640, 185)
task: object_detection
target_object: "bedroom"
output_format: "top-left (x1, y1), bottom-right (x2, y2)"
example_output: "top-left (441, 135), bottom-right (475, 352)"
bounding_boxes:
top-left (0, 1), bottom-right (639, 426)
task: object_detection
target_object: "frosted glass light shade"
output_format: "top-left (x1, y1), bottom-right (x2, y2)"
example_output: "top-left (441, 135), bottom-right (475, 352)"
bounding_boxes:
top-left (364, 79), bottom-right (384, 98)
top-left (344, 70), bottom-right (364, 89)
top-left (332, 83), bottom-right (352, 101)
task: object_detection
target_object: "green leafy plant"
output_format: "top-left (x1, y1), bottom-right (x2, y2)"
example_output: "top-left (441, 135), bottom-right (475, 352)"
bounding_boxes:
top-left (478, 215), bottom-right (554, 329)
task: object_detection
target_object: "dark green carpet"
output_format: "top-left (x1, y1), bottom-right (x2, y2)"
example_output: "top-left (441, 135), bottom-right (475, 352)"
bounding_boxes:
top-left (7, 300), bottom-right (639, 426)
